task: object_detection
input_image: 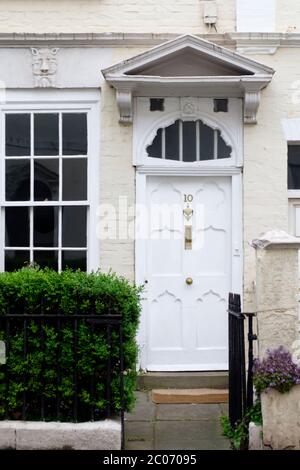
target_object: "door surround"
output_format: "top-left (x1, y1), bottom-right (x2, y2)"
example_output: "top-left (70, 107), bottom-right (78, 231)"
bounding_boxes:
top-left (135, 164), bottom-right (243, 371)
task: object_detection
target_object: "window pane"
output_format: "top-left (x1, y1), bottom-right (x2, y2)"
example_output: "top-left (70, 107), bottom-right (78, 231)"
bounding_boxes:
top-left (183, 121), bottom-right (196, 162)
top-left (5, 250), bottom-right (30, 271)
top-left (34, 114), bottom-right (59, 156)
top-left (34, 251), bottom-right (58, 270)
top-left (217, 131), bottom-right (231, 159)
top-left (62, 206), bottom-right (87, 247)
top-left (63, 113), bottom-right (87, 155)
top-left (34, 207), bottom-right (58, 247)
top-left (165, 120), bottom-right (179, 160)
top-left (63, 158), bottom-right (87, 201)
top-left (6, 160), bottom-right (30, 201)
top-left (34, 159), bottom-right (59, 201)
top-left (5, 207), bottom-right (30, 247)
top-left (200, 122), bottom-right (214, 160)
top-left (147, 128), bottom-right (162, 158)
top-left (288, 145), bottom-right (300, 189)
top-left (62, 251), bottom-right (87, 271)
top-left (6, 114), bottom-right (30, 157)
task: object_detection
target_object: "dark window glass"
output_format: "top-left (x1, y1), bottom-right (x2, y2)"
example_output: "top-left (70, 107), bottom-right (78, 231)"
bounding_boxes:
top-left (62, 251), bottom-right (87, 271)
top-left (214, 99), bottom-right (228, 113)
top-left (183, 121), bottom-right (196, 162)
top-left (63, 159), bottom-right (87, 201)
top-left (147, 128), bottom-right (162, 158)
top-left (34, 251), bottom-right (58, 270)
top-left (62, 206), bottom-right (87, 247)
top-left (165, 120), bottom-right (179, 160)
top-left (6, 160), bottom-right (30, 201)
top-left (5, 207), bottom-right (30, 247)
top-left (5, 250), bottom-right (30, 271)
top-left (34, 207), bottom-right (58, 247)
top-left (63, 113), bottom-right (87, 155)
top-left (150, 98), bottom-right (164, 112)
top-left (217, 130), bottom-right (232, 159)
top-left (34, 114), bottom-right (59, 156)
top-left (200, 122), bottom-right (214, 161)
top-left (288, 145), bottom-right (300, 189)
top-left (34, 159), bottom-right (59, 201)
top-left (6, 114), bottom-right (30, 157)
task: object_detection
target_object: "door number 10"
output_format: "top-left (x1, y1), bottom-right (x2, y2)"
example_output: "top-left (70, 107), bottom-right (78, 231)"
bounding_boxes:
top-left (184, 194), bottom-right (193, 203)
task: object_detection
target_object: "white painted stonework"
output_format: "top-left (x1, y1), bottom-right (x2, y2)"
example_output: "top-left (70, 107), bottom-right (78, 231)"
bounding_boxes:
top-left (0, 420), bottom-right (121, 450)
top-left (31, 47), bottom-right (59, 88)
top-left (248, 422), bottom-right (263, 450)
top-left (103, 35), bottom-right (274, 125)
top-left (134, 92), bottom-right (243, 370)
top-left (251, 230), bottom-right (300, 249)
top-left (261, 386), bottom-right (300, 450)
top-left (133, 96), bottom-right (243, 166)
top-left (252, 231), bottom-right (300, 358)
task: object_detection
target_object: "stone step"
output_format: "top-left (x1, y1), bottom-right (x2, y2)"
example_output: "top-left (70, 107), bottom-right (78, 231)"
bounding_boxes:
top-left (137, 372), bottom-right (228, 390)
top-left (151, 388), bottom-right (229, 404)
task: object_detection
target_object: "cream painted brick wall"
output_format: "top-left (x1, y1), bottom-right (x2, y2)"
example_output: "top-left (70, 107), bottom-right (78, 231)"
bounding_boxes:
top-left (243, 48), bottom-right (300, 309)
top-left (2, 1), bottom-right (300, 34)
top-left (277, 0), bottom-right (300, 32)
top-left (99, 48), bottom-right (147, 280)
top-left (0, 0), bottom-right (236, 34)
top-left (100, 84), bottom-right (135, 280)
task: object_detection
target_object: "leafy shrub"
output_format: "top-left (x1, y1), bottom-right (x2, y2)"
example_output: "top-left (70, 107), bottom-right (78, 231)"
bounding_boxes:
top-left (253, 346), bottom-right (300, 394)
top-left (0, 267), bottom-right (142, 421)
top-left (220, 401), bottom-right (262, 450)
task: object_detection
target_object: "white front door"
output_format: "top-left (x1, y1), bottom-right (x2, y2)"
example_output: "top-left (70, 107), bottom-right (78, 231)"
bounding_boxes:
top-left (145, 175), bottom-right (232, 371)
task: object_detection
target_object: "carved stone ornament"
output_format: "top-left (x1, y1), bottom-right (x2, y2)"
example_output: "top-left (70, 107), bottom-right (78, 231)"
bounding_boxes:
top-left (102, 35), bottom-right (274, 126)
top-left (31, 47), bottom-right (59, 88)
top-left (116, 91), bottom-right (132, 124)
top-left (180, 97), bottom-right (199, 118)
top-left (244, 91), bottom-right (261, 125)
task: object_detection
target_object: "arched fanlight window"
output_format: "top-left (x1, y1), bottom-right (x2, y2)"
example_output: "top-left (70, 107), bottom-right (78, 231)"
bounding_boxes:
top-left (147, 120), bottom-right (232, 161)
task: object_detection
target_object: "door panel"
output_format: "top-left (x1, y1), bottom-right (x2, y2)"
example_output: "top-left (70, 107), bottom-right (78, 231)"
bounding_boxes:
top-left (146, 175), bottom-right (231, 371)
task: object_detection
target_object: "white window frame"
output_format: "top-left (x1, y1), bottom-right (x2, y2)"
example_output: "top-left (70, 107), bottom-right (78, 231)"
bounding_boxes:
top-left (146, 119), bottom-right (232, 162)
top-left (133, 98), bottom-right (243, 168)
top-left (288, 142), bottom-right (300, 201)
top-left (0, 89), bottom-right (100, 273)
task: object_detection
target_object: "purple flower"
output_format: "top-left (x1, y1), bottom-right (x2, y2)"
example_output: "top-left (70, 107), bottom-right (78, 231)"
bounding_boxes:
top-left (253, 346), bottom-right (300, 394)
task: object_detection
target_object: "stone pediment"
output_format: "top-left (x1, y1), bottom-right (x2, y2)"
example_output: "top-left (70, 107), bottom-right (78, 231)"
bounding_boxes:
top-left (125, 48), bottom-right (253, 77)
top-left (102, 34), bottom-right (274, 124)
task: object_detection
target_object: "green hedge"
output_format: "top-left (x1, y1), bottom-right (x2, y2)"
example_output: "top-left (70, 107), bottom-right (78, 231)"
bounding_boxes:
top-left (0, 267), bottom-right (141, 422)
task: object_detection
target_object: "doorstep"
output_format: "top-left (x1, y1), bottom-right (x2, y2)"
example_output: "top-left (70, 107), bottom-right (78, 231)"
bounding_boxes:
top-left (137, 372), bottom-right (228, 390)
top-left (151, 388), bottom-right (229, 404)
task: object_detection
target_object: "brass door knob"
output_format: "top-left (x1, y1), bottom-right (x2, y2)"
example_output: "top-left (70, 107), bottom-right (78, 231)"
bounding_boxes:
top-left (186, 277), bottom-right (193, 285)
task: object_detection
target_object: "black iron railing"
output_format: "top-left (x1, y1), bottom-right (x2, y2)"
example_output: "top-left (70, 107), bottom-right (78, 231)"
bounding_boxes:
top-left (228, 293), bottom-right (257, 427)
top-left (0, 312), bottom-right (125, 448)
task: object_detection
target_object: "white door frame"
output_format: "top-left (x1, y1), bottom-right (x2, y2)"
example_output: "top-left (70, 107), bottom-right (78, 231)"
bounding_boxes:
top-left (135, 164), bottom-right (243, 371)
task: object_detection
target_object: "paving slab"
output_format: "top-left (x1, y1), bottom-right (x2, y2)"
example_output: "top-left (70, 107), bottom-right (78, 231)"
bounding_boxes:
top-left (125, 391), bottom-right (231, 451)
top-left (219, 403), bottom-right (229, 414)
top-left (125, 421), bottom-right (154, 444)
top-left (156, 403), bottom-right (221, 421)
top-left (125, 391), bottom-right (156, 422)
top-left (125, 440), bottom-right (154, 450)
top-left (154, 420), bottom-right (225, 450)
top-left (197, 439), bottom-right (231, 450)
